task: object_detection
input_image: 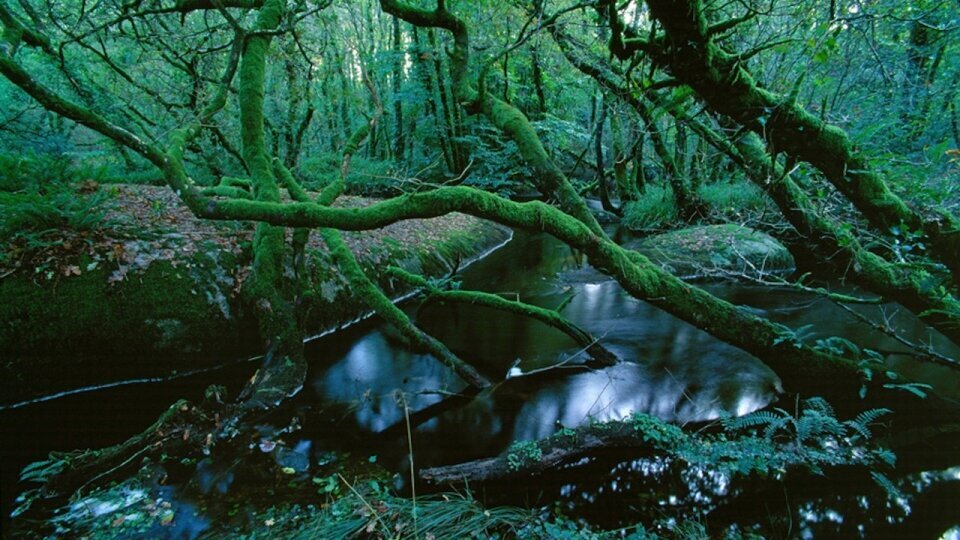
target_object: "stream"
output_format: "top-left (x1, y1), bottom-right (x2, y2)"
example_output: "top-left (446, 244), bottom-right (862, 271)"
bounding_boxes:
top-left (3, 227), bottom-right (960, 537)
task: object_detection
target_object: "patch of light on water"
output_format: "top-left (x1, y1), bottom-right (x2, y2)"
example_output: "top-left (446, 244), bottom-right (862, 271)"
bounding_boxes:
top-left (940, 526), bottom-right (960, 540)
top-left (67, 488), bottom-right (147, 518)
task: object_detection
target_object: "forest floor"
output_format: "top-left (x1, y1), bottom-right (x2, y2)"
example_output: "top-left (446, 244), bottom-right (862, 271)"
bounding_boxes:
top-left (0, 183), bottom-right (484, 284)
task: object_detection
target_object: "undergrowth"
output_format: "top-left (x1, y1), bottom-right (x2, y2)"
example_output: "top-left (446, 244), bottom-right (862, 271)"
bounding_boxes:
top-left (622, 179), bottom-right (771, 232)
top-left (0, 152), bottom-right (114, 256)
top-left (298, 153), bottom-right (398, 196)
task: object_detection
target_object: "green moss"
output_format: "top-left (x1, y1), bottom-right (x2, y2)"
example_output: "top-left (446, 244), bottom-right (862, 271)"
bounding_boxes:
top-left (0, 255), bottom-right (240, 355)
top-left (628, 413), bottom-right (687, 448)
top-left (630, 224), bottom-right (794, 279)
top-left (506, 440), bottom-right (543, 471)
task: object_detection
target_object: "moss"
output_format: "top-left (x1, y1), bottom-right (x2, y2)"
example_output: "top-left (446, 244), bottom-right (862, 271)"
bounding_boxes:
top-left (506, 440), bottom-right (543, 471)
top-left (628, 224), bottom-right (795, 279)
top-left (0, 253), bottom-right (248, 403)
top-left (0, 255), bottom-right (241, 356)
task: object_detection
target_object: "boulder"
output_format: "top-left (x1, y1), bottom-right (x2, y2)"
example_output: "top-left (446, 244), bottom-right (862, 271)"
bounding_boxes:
top-left (626, 224), bottom-right (794, 280)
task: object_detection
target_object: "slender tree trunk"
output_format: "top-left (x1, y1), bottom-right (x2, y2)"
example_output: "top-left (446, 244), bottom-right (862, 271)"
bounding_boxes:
top-left (412, 27), bottom-right (452, 171)
top-left (531, 47), bottom-right (547, 118)
top-left (392, 16), bottom-right (406, 159)
top-left (502, 52), bottom-right (510, 102)
top-left (610, 100), bottom-right (639, 203)
top-left (593, 92), bottom-right (615, 212)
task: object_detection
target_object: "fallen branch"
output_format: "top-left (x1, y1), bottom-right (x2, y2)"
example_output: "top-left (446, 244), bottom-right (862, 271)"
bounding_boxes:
top-left (387, 266), bottom-right (619, 366)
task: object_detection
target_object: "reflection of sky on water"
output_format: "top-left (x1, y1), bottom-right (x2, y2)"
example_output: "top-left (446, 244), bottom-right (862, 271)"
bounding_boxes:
top-left (304, 228), bottom-right (960, 534)
top-left (309, 231), bottom-right (783, 455)
top-left (314, 331), bottom-right (462, 433)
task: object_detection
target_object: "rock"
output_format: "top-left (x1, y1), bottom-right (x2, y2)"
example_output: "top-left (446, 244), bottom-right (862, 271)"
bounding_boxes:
top-left (625, 224), bottom-right (794, 279)
top-left (591, 207), bottom-right (621, 225)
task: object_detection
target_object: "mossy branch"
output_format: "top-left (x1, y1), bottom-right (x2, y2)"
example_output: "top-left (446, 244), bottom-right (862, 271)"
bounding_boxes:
top-left (201, 185), bottom-right (252, 199)
top-left (323, 230), bottom-right (491, 388)
top-left (551, 22), bottom-right (960, 348)
top-left (639, 0), bottom-right (960, 283)
top-left (386, 266), bottom-right (619, 366)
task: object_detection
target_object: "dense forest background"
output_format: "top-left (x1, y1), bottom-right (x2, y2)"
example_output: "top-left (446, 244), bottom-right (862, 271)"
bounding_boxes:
top-left (1, 0), bottom-right (959, 537)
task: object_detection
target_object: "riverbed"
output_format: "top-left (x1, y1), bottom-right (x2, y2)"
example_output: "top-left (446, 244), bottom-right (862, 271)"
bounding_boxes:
top-left (3, 227), bottom-right (959, 536)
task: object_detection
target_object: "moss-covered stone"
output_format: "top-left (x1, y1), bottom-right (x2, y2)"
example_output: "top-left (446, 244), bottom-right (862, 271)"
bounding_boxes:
top-left (626, 224), bottom-right (795, 280)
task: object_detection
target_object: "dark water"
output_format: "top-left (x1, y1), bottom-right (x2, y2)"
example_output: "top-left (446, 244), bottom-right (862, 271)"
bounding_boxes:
top-left (3, 228), bottom-right (960, 537)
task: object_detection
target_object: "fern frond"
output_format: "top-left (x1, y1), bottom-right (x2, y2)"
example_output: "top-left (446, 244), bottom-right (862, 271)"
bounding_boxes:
top-left (870, 471), bottom-right (903, 500)
top-left (762, 416), bottom-right (793, 440)
top-left (803, 396), bottom-right (835, 418)
top-left (797, 410), bottom-right (843, 441)
top-left (843, 419), bottom-right (872, 440)
top-left (874, 448), bottom-right (897, 467)
top-left (854, 408), bottom-right (892, 427)
top-left (723, 410), bottom-right (784, 432)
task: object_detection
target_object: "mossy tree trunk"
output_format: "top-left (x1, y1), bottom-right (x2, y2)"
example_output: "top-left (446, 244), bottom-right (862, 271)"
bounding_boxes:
top-left (550, 22), bottom-right (960, 347)
top-left (604, 0), bottom-right (960, 284)
top-left (233, 0), bottom-right (306, 407)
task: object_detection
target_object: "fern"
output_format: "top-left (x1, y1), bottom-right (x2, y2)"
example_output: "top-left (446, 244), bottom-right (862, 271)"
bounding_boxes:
top-left (796, 409), bottom-right (844, 442)
top-left (762, 415), bottom-right (793, 441)
top-left (870, 471), bottom-right (904, 500)
top-left (20, 455), bottom-right (69, 483)
top-left (722, 410), bottom-right (783, 432)
top-left (717, 398), bottom-right (897, 481)
top-left (803, 396), bottom-right (835, 418)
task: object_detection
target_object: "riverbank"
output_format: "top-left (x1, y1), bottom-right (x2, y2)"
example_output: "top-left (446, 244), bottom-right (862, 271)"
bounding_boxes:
top-left (0, 184), bottom-right (512, 406)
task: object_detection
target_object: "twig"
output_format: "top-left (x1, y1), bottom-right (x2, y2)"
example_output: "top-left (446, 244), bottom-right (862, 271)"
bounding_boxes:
top-left (338, 473), bottom-right (392, 537)
top-left (835, 302), bottom-right (960, 371)
top-left (397, 391), bottom-right (418, 539)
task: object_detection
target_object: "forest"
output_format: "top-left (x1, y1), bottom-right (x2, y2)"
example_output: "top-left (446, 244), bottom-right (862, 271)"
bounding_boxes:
top-left (0, 0), bottom-right (958, 537)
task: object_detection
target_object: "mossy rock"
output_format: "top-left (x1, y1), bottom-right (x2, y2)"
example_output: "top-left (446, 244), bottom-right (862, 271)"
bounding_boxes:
top-left (626, 224), bottom-right (795, 279)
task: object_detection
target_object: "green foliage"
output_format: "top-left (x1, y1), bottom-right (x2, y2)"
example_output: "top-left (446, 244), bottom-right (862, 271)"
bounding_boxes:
top-left (297, 153), bottom-right (398, 196)
top-left (458, 125), bottom-right (536, 197)
top-left (507, 440), bottom-right (544, 471)
top-left (0, 152), bottom-right (113, 249)
top-left (622, 185), bottom-right (679, 231)
top-left (698, 180), bottom-right (770, 222)
top-left (280, 488), bottom-right (536, 540)
top-left (623, 180), bottom-right (770, 232)
top-left (629, 412), bottom-right (687, 448)
top-left (713, 398), bottom-right (894, 478)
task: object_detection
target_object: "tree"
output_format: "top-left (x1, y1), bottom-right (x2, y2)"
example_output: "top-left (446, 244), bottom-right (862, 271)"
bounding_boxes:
top-left (1, 0), bottom-right (958, 516)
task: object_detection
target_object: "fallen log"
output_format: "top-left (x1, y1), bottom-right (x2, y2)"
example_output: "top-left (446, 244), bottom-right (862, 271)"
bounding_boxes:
top-left (420, 414), bottom-right (685, 484)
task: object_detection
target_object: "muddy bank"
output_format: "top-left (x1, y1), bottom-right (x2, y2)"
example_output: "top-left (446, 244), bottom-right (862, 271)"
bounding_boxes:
top-left (0, 185), bottom-right (511, 405)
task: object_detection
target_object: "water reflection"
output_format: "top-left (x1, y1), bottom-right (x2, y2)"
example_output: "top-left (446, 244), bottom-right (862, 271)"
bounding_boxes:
top-left (314, 331), bottom-right (463, 433)
top-left (307, 230), bottom-right (783, 469)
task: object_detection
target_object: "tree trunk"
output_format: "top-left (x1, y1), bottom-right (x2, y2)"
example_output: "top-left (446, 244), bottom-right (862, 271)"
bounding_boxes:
top-left (593, 92), bottom-right (616, 213)
top-left (236, 0), bottom-right (305, 408)
top-left (392, 16), bottom-right (406, 159)
top-left (635, 0), bottom-right (960, 283)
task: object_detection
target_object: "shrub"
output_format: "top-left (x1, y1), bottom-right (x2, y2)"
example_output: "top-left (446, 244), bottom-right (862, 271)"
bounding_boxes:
top-left (622, 185), bottom-right (678, 232)
top-left (699, 180), bottom-right (771, 222)
top-left (0, 152), bottom-right (113, 246)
